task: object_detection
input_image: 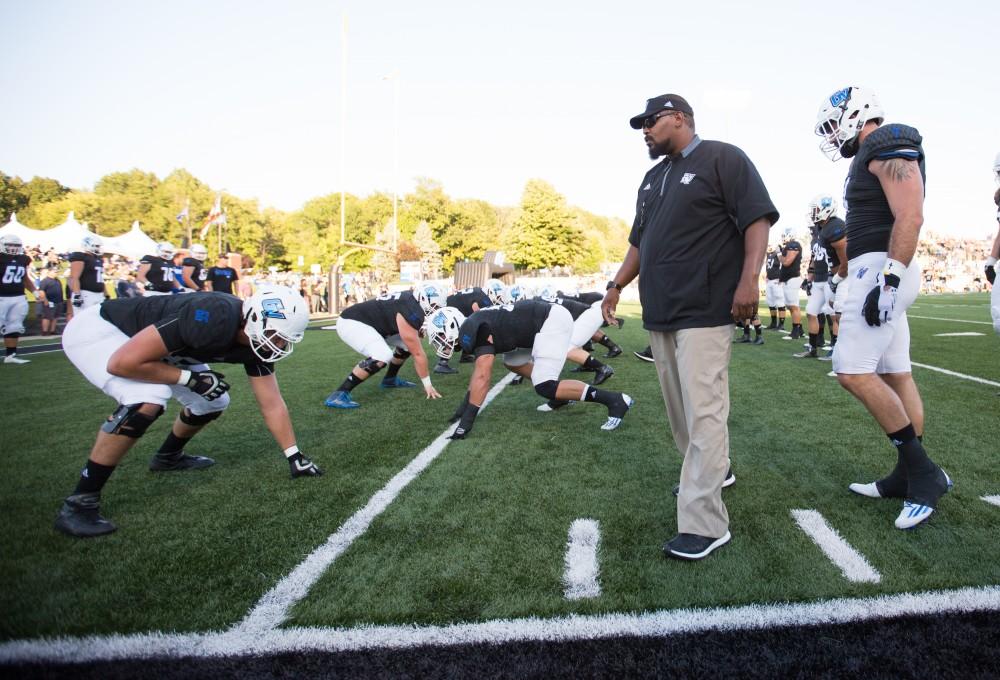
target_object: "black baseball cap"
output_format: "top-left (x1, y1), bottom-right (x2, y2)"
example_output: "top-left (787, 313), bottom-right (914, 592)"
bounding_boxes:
top-left (629, 94), bottom-right (694, 129)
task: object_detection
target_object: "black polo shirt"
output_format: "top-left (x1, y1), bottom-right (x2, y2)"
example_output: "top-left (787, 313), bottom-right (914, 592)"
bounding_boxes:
top-left (627, 136), bottom-right (779, 332)
top-left (206, 266), bottom-right (239, 295)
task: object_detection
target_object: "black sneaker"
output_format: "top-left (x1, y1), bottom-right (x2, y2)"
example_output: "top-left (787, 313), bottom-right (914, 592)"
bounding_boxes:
top-left (149, 451), bottom-right (216, 471)
top-left (54, 493), bottom-right (117, 538)
top-left (592, 364), bottom-right (615, 386)
top-left (581, 341), bottom-right (595, 352)
top-left (604, 346), bottom-right (623, 359)
top-left (634, 347), bottom-right (655, 363)
top-left (433, 363), bottom-right (458, 374)
top-left (673, 468), bottom-right (735, 496)
top-left (663, 531), bottom-right (731, 560)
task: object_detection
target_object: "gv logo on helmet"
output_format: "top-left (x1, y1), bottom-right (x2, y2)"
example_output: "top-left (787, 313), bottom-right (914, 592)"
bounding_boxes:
top-left (431, 310), bottom-right (447, 329)
top-left (261, 298), bottom-right (287, 319)
top-left (829, 88), bottom-right (850, 107)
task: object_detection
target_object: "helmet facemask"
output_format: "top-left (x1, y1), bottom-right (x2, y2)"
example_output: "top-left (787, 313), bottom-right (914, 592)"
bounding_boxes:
top-left (425, 307), bottom-right (463, 359)
top-left (1, 235), bottom-right (24, 255)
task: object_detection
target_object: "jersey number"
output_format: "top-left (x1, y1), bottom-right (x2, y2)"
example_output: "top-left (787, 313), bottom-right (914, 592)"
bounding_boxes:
top-left (2, 265), bottom-right (25, 284)
top-left (377, 292), bottom-right (403, 301)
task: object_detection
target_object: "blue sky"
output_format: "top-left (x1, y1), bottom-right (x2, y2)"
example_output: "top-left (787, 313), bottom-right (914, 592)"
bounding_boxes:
top-left (2, 0), bottom-right (997, 239)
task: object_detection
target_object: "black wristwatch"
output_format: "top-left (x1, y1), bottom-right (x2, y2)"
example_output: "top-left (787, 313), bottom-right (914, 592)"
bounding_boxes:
top-left (606, 280), bottom-right (623, 292)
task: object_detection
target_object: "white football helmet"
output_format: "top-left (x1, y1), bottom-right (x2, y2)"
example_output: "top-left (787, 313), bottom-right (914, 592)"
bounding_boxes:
top-left (484, 278), bottom-right (506, 305)
top-left (0, 234), bottom-right (24, 256)
top-left (242, 285), bottom-right (309, 362)
top-left (81, 234), bottom-right (104, 255)
top-left (559, 286), bottom-right (580, 299)
top-left (190, 244), bottom-right (208, 261)
top-left (808, 194), bottom-right (838, 224)
top-left (993, 151), bottom-right (1000, 185)
top-left (781, 227), bottom-right (795, 244)
top-left (537, 286), bottom-right (558, 302)
top-left (415, 283), bottom-right (444, 315)
top-left (156, 241), bottom-right (176, 259)
top-left (815, 86), bottom-right (884, 161)
top-left (425, 306), bottom-right (466, 359)
top-left (506, 284), bottom-right (526, 303)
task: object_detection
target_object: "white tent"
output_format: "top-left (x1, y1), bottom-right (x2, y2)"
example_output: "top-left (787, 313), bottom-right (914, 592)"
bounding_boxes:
top-left (103, 221), bottom-right (158, 259)
top-left (25, 211), bottom-right (94, 253)
top-left (0, 213), bottom-right (37, 243)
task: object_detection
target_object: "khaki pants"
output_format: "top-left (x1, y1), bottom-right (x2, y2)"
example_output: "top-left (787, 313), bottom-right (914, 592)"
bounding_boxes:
top-left (649, 325), bottom-right (732, 538)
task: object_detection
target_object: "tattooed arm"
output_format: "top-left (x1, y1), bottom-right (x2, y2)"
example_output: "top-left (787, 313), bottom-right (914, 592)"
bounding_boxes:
top-left (870, 156), bottom-right (924, 266)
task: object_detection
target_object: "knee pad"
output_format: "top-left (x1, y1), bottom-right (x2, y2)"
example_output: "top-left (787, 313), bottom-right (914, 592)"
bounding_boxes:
top-left (392, 347), bottom-right (411, 361)
top-left (180, 407), bottom-right (224, 427)
top-left (534, 379), bottom-right (559, 400)
top-left (358, 357), bottom-right (386, 374)
top-left (102, 403), bottom-right (164, 438)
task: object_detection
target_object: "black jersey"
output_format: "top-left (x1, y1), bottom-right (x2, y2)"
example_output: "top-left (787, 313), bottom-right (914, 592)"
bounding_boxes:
top-left (818, 217), bottom-right (846, 272)
top-left (68, 252), bottom-right (105, 292)
top-left (458, 299), bottom-right (551, 356)
top-left (809, 231), bottom-right (829, 282)
top-left (765, 251), bottom-right (781, 280)
top-left (844, 124), bottom-right (925, 260)
top-left (559, 291), bottom-right (603, 305)
top-left (139, 255), bottom-right (178, 293)
top-left (99, 292), bottom-right (272, 376)
top-left (779, 240), bottom-right (802, 281)
top-left (182, 257), bottom-right (208, 290)
top-left (340, 290), bottom-right (425, 338)
top-left (446, 287), bottom-right (493, 316)
top-left (0, 253), bottom-right (32, 297)
top-left (206, 266), bottom-right (239, 295)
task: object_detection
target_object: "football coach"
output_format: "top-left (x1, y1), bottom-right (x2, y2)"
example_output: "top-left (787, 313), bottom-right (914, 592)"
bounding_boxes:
top-left (602, 93), bottom-right (779, 560)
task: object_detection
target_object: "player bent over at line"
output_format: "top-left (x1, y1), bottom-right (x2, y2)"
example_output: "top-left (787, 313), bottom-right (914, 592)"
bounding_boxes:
top-left (324, 286), bottom-right (443, 408)
top-left (427, 300), bottom-right (633, 439)
top-left (55, 285), bottom-right (321, 538)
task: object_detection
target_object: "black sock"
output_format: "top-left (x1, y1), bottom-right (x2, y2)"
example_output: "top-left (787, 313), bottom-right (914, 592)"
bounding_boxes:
top-left (875, 424), bottom-right (920, 498)
top-left (808, 332), bottom-right (819, 350)
top-left (157, 431), bottom-right (191, 456)
top-left (596, 335), bottom-right (614, 349)
top-left (582, 356), bottom-right (603, 371)
top-left (384, 361), bottom-right (402, 379)
top-left (583, 386), bottom-right (615, 406)
top-left (337, 373), bottom-right (363, 393)
top-left (831, 333), bottom-right (837, 346)
top-left (73, 459), bottom-right (116, 495)
top-left (5, 347), bottom-right (14, 357)
top-left (754, 325), bottom-right (762, 338)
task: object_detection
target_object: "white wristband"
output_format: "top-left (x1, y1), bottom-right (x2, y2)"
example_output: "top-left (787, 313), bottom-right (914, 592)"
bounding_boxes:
top-left (421, 375), bottom-right (433, 388)
top-left (283, 445), bottom-right (300, 458)
top-left (882, 258), bottom-right (907, 280)
top-left (986, 257), bottom-right (997, 267)
top-left (177, 369), bottom-right (192, 385)
top-left (832, 273), bottom-right (844, 285)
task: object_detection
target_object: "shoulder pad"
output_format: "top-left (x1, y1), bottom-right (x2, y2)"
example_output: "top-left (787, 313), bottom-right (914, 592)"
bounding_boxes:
top-left (860, 124), bottom-right (923, 166)
top-left (823, 217), bottom-right (846, 243)
top-left (183, 257), bottom-right (199, 266)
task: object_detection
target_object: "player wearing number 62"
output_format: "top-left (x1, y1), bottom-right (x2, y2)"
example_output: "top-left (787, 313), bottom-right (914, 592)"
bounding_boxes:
top-left (54, 286), bottom-right (319, 539)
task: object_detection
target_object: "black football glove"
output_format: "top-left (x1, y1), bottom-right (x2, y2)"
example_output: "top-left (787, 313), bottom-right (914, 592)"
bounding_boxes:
top-left (801, 280), bottom-right (813, 295)
top-left (448, 391), bottom-right (471, 424)
top-left (448, 404), bottom-right (479, 440)
top-left (71, 293), bottom-right (83, 308)
top-left (828, 279), bottom-right (838, 294)
top-left (289, 452), bottom-right (323, 478)
top-left (862, 273), bottom-right (900, 327)
top-left (186, 370), bottom-right (230, 401)
top-left (986, 264), bottom-right (996, 285)
top-left (143, 281), bottom-right (156, 291)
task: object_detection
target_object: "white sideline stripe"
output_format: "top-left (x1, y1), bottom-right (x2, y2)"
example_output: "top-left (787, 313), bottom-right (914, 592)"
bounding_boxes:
top-left (909, 315), bottom-right (991, 325)
top-left (790, 510), bottom-right (881, 584)
top-left (3, 586), bottom-right (999, 663)
top-left (933, 332), bottom-right (985, 337)
top-left (231, 373), bottom-right (516, 635)
top-left (982, 495), bottom-right (1000, 508)
top-left (911, 362), bottom-right (1000, 387)
top-left (563, 519), bottom-right (600, 600)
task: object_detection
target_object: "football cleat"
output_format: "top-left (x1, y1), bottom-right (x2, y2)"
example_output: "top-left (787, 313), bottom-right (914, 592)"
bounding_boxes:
top-left (895, 469), bottom-right (952, 530)
top-left (793, 349), bottom-right (818, 359)
top-left (4, 354), bottom-right (30, 364)
top-left (325, 390), bottom-right (360, 408)
top-left (537, 399), bottom-right (573, 412)
top-left (848, 482), bottom-right (883, 498)
top-left (379, 376), bottom-right (416, 388)
top-left (591, 364), bottom-right (615, 386)
top-left (734, 335), bottom-right (751, 343)
top-left (601, 394), bottom-right (633, 431)
top-left (149, 452), bottom-right (215, 471)
top-left (433, 363), bottom-right (458, 374)
top-left (751, 336), bottom-right (764, 345)
top-left (509, 375), bottom-right (524, 385)
top-left (54, 493), bottom-right (117, 538)
top-left (604, 346), bottom-right (623, 358)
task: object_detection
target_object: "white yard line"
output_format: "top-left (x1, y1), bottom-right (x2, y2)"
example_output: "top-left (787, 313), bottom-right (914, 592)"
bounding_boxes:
top-left (981, 496), bottom-right (1000, 508)
top-left (563, 519), bottom-right (601, 600)
top-left (3, 585), bottom-right (999, 664)
top-left (911, 362), bottom-right (1000, 387)
top-left (790, 510), bottom-right (881, 584)
top-left (933, 332), bottom-right (985, 337)
top-left (908, 315), bottom-right (991, 325)
top-left (231, 373), bottom-right (516, 635)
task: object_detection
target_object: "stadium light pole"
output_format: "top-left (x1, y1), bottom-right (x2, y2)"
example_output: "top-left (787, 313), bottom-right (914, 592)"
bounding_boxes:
top-left (383, 68), bottom-right (399, 253)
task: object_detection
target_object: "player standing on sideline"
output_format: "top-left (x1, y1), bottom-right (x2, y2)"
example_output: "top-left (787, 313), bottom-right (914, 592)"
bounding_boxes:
top-left (433, 299), bottom-right (632, 437)
top-left (137, 242), bottom-right (182, 296)
top-left (985, 152), bottom-right (1000, 335)
top-left (181, 244), bottom-right (209, 292)
top-left (55, 285), bottom-right (320, 538)
top-left (815, 86), bottom-right (950, 529)
top-left (814, 195), bottom-right (848, 360)
top-left (778, 228), bottom-right (804, 340)
top-left (433, 285), bottom-right (493, 374)
top-left (0, 234), bottom-right (40, 364)
top-left (324, 287), bottom-right (442, 408)
top-left (795, 196), bottom-right (838, 359)
top-left (764, 244), bottom-right (784, 330)
top-left (205, 256), bottom-right (239, 295)
top-left (68, 234), bottom-right (107, 313)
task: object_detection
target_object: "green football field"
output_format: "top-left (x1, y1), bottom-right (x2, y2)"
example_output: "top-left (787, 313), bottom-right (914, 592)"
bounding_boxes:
top-left (1, 295), bottom-right (998, 652)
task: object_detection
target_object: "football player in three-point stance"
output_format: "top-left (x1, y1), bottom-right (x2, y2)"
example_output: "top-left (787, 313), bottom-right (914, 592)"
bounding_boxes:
top-left (0, 234), bottom-right (40, 364)
top-left (324, 285), bottom-right (443, 408)
top-left (429, 299), bottom-right (633, 438)
top-left (433, 285), bottom-right (494, 374)
top-left (534, 288), bottom-right (615, 400)
top-left (55, 285), bottom-right (319, 538)
top-left (815, 85), bottom-right (950, 529)
top-left (67, 234), bottom-right (107, 315)
top-left (137, 241), bottom-right (183, 296)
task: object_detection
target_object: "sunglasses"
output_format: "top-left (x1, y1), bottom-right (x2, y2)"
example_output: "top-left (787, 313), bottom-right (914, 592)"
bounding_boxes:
top-left (642, 110), bottom-right (679, 129)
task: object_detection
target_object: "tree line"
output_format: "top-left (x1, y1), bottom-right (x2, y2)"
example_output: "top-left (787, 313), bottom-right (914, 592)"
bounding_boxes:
top-left (0, 169), bottom-right (628, 275)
